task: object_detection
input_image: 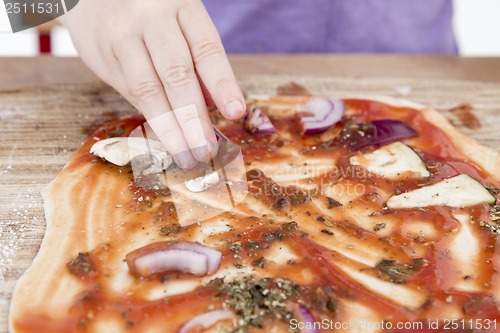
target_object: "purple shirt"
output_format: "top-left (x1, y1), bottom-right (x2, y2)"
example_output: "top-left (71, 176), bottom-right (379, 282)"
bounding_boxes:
top-left (203, 0), bottom-right (457, 54)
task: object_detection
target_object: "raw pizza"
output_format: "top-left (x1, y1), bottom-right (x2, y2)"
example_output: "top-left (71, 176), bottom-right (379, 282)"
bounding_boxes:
top-left (9, 94), bottom-right (500, 333)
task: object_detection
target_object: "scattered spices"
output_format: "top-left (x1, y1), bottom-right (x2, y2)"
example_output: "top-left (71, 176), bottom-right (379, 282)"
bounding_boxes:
top-left (485, 185), bottom-right (500, 195)
top-left (326, 197), bottom-right (342, 209)
top-left (488, 188), bottom-right (499, 227)
top-left (483, 205), bottom-right (500, 235)
top-left (213, 276), bottom-right (300, 331)
top-left (159, 225), bottom-right (182, 236)
top-left (489, 205), bottom-right (500, 222)
top-left (227, 239), bottom-right (242, 258)
top-left (79, 319), bottom-right (88, 328)
top-left (338, 122), bottom-right (376, 150)
top-left (288, 190), bottom-right (308, 205)
top-left (463, 297), bottom-right (483, 315)
top-left (374, 258), bottom-right (424, 284)
top-left (413, 233), bottom-right (427, 243)
top-left (321, 229), bottom-right (334, 236)
top-left (245, 240), bottom-right (262, 250)
top-left (251, 257), bottom-right (268, 268)
top-left (301, 285), bottom-right (337, 314)
top-left (315, 216), bottom-right (334, 227)
top-left (153, 201), bottom-right (178, 224)
top-left (373, 223), bottom-right (386, 232)
top-left (265, 222), bottom-right (298, 243)
top-left (271, 198), bottom-right (288, 210)
top-left (247, 169), bottom-right (309, 211)
top-left (67, 252), bottom-right (95, 277)
top-left (103, 125), bottom-right (124, 138)
top-left (324, 220), bottom-right (334, 227)
top-left (76, 289), bottom-right (95, 303)
top-left (320, 139), bottom-right (334, 149)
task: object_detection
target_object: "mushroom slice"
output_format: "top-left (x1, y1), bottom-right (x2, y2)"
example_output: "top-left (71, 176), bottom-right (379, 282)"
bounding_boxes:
top-left (90, 137), bottom-right (172, 169)
top-left (387, 174), bottom-right (495, 209)
top-left (184, 171), bottom-right (221, 193)
top-left (350, 142), bottom-right (430, 180)
top-left (131, 154), bottom-right (163, 177)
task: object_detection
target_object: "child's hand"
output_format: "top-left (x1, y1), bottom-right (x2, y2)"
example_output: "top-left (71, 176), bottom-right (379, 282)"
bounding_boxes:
top-left (60, 0), bottom-right (246, 168)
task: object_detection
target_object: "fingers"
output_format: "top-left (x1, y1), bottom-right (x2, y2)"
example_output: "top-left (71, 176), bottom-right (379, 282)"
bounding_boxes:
top-left (177, 1), bottom-right (246, 120)
top-left (144, 24), bottom-right (217, 162)
top-left (112, 38), bottom-right (197, 169)
top-left (198, 72), bottom-right (215, 107)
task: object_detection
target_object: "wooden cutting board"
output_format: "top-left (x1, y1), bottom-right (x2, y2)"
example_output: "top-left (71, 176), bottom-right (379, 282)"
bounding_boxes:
top-left (1, 76), bottom-right (500, 332)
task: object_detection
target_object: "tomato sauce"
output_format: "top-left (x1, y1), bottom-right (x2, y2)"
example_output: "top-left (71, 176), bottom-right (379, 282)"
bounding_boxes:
top-left (14, 98), bottom-right (500, 333)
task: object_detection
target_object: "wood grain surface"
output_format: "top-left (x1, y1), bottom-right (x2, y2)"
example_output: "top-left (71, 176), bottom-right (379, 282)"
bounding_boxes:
top-left (2, 55), bottom-right (500, 90)
top-left (1, 76), bottom-right (500, 332)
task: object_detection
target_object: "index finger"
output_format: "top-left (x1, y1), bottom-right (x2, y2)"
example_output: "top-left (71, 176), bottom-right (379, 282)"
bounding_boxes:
top-left (113, 38), bottom-right (197, 169)
top-left (177, 1), bottom-right (246, 120)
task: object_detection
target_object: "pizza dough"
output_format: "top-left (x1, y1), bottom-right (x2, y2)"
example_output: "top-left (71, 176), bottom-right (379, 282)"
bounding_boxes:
top-left (9, 95), bottom-right (500, 333)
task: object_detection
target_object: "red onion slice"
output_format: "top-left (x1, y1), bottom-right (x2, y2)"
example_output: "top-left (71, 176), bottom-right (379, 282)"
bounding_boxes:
top-left (126, 241), bottom-right (222, 278)
top-left (172, 242), bottom-right (222, 274)
top-left (298, 97), bottom-right (344, 135)
top-left (213, 126), bottom-right (229, 142)
top-left (346, 119), bottom-right (418, 150)
top-left (178, 310), bottom-right (235, 333)
top-left (297, 305), bottom-right (318, 333)
top-left (134, 249), bottom-right (207, 277)
top-left (244, 106), bottom-right (276, 134)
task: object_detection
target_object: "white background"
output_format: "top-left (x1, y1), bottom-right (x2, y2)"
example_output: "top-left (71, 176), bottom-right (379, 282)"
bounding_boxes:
top-left (0, 0), bottom-right (500, 56)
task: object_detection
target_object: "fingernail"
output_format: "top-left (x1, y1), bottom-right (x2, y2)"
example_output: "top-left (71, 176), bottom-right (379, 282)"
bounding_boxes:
top-left (192, 144), bottom-right (209, 162)
top-left (224, 99), bottom-right (245, 119)
top-left (173, 151), bottom-right (198, 169)
top-left (193, 141), bottom-right (219, 161)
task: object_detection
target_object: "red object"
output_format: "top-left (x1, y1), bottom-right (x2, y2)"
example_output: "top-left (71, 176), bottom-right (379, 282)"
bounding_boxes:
top-left (38, 32), bottom-right (51, 54)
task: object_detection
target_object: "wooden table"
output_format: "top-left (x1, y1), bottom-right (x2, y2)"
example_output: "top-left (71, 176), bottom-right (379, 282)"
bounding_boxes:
top-left (1, 55), bottom-right (500, 333)
top-left (0, 55), bottom-right (500, 88)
